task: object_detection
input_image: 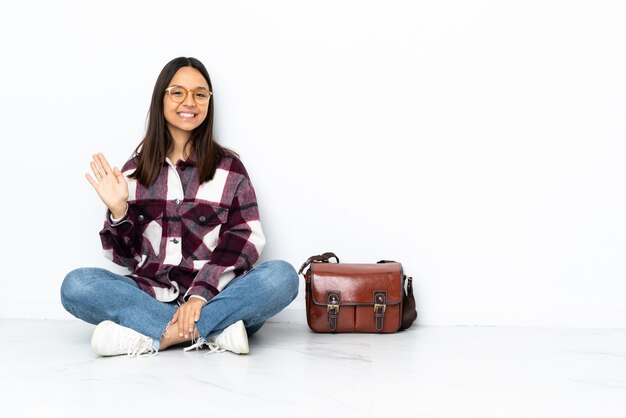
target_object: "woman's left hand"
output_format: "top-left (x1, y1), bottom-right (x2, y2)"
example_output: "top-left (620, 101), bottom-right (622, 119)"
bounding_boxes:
top-left (172, 298), bottom-right (206, 338)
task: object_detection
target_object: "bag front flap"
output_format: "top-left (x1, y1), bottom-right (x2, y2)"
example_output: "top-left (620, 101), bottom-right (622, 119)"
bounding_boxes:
top-left (310, 262), bottom-right (403, 306)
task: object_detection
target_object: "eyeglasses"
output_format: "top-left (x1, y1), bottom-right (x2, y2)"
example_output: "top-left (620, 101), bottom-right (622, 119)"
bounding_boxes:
top-left (165, 86), bottom-right (212, 105)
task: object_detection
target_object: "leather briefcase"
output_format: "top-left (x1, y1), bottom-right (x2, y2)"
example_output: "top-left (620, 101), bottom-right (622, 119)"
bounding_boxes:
top-left (298, 252), bottom-right (417, 333)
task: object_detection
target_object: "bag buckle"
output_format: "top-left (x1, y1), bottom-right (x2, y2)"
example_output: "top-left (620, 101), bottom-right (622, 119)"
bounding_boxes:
top-left (373, 291), bottom-right (387, 332)
top-left (326, 292), bottom-right (341, 332)
top-left (327, 304), bottom-right (340, 313)
top-left (327, 293), bottom-right (340, 309)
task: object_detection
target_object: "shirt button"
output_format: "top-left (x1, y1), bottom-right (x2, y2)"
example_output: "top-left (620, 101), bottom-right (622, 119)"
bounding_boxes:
top-left (137, 215), bottom-right (145, 222)
top-left (174, 199), bottom-right (180, 205)
top-left (172, 238), bottom-right (179, 244)
top-left (199, 215), bottom-right (206, 223)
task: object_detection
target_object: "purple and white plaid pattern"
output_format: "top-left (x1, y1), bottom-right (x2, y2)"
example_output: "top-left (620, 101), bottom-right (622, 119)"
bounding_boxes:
top-left (100, 153), bottom-right (265, 304)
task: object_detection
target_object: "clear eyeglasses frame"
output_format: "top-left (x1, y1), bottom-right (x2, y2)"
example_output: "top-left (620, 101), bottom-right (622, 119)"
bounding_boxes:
top-left (164, 86), bottom-right (213, 105)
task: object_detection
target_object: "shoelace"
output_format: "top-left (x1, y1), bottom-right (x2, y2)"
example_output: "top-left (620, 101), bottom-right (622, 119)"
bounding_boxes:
top-left (184, 336), bottom-right (207, 352)
top-left (127, 338), bottom-right (158, 358)
top-left (183, 336), bottom-right (224, 355)
top-left (206, 341), bottom-right (226, 354)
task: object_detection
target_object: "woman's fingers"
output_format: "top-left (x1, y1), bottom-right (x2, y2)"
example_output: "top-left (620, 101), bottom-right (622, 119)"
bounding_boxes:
top-left (90, 161), bottom-right (103, 182)
top-left (92, 154), bottom-right (105, 176)
top-left (85, 173), bottom-right (98, 188)
top-left (89, 153), bottom-right (123, 187)
top-left (173, 301), bottom-right (204, 338)
top-left (184, 307), bottom-right (195, 337)
top-left (187, 308), bottom-right (197, 335)
top-left (90, 153), bottom-right (114, 182)
top-left (178, 308), bottom-right (186, 337)
top-left (96, 153), bottom-right (113, 176)
top-left (113, 167), bottom-right (127, 185)
top-left (171, 310), bottom-right (180, 338)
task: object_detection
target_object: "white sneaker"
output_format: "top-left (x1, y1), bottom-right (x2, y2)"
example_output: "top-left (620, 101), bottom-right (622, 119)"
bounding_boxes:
top-left (184, 320), bottom-right (249, 355)
top-left (91, 320), bottom-right (157, 357)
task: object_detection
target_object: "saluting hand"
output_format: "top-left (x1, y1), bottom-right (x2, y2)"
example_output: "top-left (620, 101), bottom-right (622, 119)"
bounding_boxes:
top-left (85, 153), bottom-right (129, 219)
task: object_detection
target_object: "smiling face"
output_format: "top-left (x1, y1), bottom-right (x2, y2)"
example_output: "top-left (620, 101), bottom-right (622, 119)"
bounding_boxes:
top-left (163, 66), bottom-right (210, 141)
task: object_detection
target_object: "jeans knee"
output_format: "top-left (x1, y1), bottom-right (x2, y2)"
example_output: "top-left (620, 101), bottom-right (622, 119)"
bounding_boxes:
top-left (257, 260), bottom-right (299, 300)
top-left (60, 268), bottom-right (95, 306)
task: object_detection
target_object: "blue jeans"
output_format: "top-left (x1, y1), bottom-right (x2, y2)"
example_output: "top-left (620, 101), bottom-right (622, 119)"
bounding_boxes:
top-left (60, 260), bottom-right (299, 349)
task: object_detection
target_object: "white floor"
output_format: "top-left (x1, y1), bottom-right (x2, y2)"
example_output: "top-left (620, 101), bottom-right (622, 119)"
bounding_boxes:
top-left (1, 320), bottom-right (626, 418)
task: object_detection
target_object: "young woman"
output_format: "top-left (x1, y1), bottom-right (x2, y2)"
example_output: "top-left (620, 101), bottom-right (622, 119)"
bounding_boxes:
top-left (61, 57), bottom-right (298, 357)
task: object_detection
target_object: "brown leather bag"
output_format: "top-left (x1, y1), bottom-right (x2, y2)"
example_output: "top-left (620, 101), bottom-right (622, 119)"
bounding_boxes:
top-left (298, 252), bottom-right (417, 333)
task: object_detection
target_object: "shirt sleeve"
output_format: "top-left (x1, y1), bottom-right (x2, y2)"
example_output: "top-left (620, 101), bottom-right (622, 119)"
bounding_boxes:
top-left (184, 177), bottom-right (266, 302)
top-left (109, 205), bottom-right (129, 224)
top-left (99, 204), bottom-right (143, 271)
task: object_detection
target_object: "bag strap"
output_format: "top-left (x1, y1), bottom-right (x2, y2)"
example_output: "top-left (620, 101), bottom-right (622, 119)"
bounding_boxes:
top-left (379, 259), bottom-right (418, 329)
top-left (298, 252), bottom-right (340, 275)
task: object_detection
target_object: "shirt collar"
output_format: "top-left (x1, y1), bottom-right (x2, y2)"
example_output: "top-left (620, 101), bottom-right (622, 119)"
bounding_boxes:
top-left (164, 153), bottom-right (198, 167)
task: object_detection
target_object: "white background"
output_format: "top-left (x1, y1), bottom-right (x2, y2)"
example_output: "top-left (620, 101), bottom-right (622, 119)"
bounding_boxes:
top-left (0, 0), bottom-right (624, 327)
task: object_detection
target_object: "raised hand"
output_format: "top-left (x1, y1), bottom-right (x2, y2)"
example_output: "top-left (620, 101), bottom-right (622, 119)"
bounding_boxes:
top-left (85, 153), bottom-right (129, 219)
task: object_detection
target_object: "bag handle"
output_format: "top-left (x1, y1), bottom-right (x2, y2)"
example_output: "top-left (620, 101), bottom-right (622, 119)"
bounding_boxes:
top-left (298, 252), bottom-right (340, 275)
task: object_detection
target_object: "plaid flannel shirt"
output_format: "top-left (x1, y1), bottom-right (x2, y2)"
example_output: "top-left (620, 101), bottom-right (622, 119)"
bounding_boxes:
top-left (100, 153), bottom-right (265, 304)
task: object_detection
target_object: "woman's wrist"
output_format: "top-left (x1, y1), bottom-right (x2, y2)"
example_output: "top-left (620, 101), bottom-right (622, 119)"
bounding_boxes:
top-left (110, 203), bottom-right (128, 220)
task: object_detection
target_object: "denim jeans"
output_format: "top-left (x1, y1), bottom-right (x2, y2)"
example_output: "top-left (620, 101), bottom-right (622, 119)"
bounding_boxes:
top-left (60, 260), bottom-right (299, 349)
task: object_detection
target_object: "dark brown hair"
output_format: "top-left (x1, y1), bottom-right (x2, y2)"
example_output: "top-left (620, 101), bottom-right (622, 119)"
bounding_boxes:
top-left (130, 57), bottom-right (228, 186)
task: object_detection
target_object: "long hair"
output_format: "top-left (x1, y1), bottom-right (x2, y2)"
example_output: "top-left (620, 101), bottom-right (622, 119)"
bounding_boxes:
top-left (130, 57), bottom-right (227, 186)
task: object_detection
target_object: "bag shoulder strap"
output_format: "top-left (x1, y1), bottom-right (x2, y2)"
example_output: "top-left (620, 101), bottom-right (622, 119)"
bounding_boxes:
top-left (298, 252), bottom-right (340, 275)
